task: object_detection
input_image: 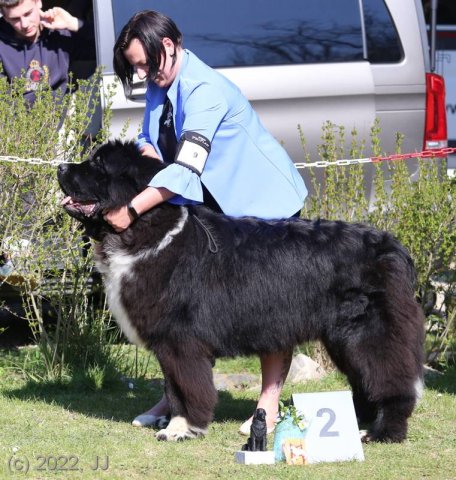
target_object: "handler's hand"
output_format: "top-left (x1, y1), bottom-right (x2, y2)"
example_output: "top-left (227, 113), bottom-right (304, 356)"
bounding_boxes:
top-left (104, 206), bottom-right (132, 233)
top-left (40, 7), bottom-right (79, 32)
top-left (140, 144), bottom-right (159, 158)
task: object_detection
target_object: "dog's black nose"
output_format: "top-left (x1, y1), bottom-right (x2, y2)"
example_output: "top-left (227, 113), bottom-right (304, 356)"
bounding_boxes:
top-left (57, 163), bottom-right (71, 178)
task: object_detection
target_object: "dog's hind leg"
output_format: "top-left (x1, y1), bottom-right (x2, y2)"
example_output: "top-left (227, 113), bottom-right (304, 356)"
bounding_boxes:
top-left (154, 344), bottom-right (218, 442)
top-left (321, 339), bottom-right (378, 425)
top-left (363, 316), bottom-right (424, 441)
top-left (323, 301), bottom-right (423, 443)
top-left (351, 381), bottom-right (378, 425)
top-left (324, 333), bottom-right (419, 443)
top-left (362, 393), bottom-right (418, 443)
top-left (361, 256), bottom-right (425, 443)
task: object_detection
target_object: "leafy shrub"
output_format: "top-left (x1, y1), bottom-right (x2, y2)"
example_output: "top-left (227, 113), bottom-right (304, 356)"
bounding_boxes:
top-left (0, 70), bottom-right (119, 380)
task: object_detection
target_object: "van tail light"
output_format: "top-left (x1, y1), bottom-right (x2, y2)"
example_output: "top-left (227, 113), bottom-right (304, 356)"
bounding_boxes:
top-left (424, 73), bottom-right (447, 149)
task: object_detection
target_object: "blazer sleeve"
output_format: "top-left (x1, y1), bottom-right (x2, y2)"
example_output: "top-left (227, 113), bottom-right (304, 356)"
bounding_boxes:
top-left (180, 82), bottom-right (228, 140)
top-left (137, 105), bottom-right (152, 151)
top-left (149, 82), bottom-right (229, 203)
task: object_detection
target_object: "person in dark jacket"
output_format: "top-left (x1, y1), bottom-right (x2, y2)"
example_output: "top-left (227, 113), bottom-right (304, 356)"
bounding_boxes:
top-left (0, 0), bottom-right (94, 104)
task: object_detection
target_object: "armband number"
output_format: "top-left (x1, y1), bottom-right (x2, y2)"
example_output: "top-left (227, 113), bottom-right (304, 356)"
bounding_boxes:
top-left (175, 131), bottom-right (211, 175)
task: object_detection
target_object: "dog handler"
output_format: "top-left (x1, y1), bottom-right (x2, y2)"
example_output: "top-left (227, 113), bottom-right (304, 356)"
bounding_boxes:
top-left (107, 10), bottom-right (308, 436)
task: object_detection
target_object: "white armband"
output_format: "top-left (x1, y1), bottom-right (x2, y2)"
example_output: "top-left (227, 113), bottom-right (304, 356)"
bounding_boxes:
top-left (174, 131), bottom-right (211, 175)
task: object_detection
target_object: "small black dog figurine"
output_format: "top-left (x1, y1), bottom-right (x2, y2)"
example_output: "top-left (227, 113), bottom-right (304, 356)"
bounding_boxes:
top-left (242, 408), bottom-right (267, 451)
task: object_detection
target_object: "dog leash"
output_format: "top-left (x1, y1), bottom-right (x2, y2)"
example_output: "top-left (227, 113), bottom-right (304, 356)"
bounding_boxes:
top-left (190, 210), bottom-right (219, 254)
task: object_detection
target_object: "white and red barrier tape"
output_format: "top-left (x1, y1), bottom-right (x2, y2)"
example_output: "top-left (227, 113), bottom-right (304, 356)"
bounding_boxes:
top-left (294, 147), bottom-right (456, 169)
top-left (0, 147), bottom-right (455, 169)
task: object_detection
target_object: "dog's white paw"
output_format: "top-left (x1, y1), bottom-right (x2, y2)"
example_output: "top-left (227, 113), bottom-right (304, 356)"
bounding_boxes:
top-left (155, 416), bottom-right (207, 442)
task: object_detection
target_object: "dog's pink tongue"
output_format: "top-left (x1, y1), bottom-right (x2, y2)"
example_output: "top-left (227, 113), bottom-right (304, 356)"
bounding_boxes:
top-left (61, 196), bottom-right (73, 206)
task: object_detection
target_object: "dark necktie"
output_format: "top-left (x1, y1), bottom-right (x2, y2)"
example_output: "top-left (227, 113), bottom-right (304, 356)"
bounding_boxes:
top-left (157, 97), bottom-right (223, 213)
top-left (157, 97), bottom-right (177, 163)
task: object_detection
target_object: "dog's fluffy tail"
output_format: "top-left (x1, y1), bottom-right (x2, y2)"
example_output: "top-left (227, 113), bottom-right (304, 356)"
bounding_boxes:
top-left (377, 238), bottom-right (425, 381)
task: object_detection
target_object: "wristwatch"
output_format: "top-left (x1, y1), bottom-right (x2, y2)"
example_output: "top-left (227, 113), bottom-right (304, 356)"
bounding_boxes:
top-left (127, 202), bottom-right (139, 220)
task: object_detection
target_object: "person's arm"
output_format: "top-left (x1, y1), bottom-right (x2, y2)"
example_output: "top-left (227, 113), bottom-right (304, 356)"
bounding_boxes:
top-left (104, 186), bottom-right (175, 232)
top-left (39, 7), bottom-right (83, 32)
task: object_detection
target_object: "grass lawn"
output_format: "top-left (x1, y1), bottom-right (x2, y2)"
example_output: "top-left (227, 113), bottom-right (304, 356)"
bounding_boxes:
top-left (0, 346), bottom-right (455, 479)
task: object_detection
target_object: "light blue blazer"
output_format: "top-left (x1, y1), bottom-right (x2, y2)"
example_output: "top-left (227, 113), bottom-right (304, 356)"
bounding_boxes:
top-left (137, 50), bottom-right (307, 219)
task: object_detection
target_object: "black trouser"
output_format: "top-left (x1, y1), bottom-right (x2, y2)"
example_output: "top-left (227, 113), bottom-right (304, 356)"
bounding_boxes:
top-left (202, 184), bottom-right (223, 213)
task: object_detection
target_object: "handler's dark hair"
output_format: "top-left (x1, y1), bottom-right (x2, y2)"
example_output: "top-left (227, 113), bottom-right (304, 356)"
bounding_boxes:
top-left (0, 0), bottom-right (21, 8)
top-left (113, 10), bottom-right (183, 94)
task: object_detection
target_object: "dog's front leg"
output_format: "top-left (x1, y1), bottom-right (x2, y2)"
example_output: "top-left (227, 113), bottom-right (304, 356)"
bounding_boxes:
top-left (155, 345), bottom-right (217, 441)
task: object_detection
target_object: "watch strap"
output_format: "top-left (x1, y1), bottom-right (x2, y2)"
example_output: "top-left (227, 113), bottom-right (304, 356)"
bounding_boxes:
top-left (127, 202), bottom-right (139, 220)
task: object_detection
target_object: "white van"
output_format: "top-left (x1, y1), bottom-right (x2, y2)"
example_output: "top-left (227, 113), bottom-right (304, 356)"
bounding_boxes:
top-left (92, 0), bottom-right (447, 166)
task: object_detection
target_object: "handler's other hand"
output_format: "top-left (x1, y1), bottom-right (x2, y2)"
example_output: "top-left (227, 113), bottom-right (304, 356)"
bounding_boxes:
top-left (140, 144), bottom-right (159, 158)
top-left (40, 7), bottom-right (79, 32)
top-left (104, 206), bottom-right (132, 232)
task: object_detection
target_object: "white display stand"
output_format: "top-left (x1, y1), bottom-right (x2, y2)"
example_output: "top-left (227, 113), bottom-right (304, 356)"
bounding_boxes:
top-left (292, 390), bottom-right (364, 464)
top-left (234, 450), bottom-right (275, 465)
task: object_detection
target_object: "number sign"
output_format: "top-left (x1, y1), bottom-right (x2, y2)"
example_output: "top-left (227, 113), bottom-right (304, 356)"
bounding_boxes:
top-left (292, 391), bottom-right (364, 463)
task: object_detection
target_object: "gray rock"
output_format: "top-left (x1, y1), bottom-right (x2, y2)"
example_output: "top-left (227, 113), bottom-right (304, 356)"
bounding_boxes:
top-left (213, 372), bottom-right (260, 391)
top-left (286, 354), bottom-right (325, 384)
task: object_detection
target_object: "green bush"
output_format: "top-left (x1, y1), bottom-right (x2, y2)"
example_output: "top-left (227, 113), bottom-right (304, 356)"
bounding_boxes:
top-left (0, 70), bottom-right (119, 380)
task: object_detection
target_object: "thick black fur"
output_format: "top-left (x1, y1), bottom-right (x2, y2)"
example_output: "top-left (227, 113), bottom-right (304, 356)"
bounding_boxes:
top-left (57, 140), bottom-right (425, 443)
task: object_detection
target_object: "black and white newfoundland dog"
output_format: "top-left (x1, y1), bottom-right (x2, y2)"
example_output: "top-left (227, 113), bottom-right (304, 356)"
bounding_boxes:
top-left (57, 140), bottom-right (425, 443)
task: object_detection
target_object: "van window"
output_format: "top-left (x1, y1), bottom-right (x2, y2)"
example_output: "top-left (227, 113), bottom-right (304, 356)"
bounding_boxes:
top-left (363, 0), bottom-right (403, 62)
top-left (112, 0), bottom-right (402, 67)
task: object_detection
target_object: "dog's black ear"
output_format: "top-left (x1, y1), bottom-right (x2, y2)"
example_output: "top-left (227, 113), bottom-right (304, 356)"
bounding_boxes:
top-left (112, 139), bottom-right (141, 158)
top-left (105, 140), bottom-right (167, 186)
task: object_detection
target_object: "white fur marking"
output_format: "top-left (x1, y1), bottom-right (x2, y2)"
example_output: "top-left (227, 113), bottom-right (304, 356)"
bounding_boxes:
top-left (155, 415), bottom-right (207, 441)
top-left (92, 209), bottom-right (188, 347)
top-left (95, 250), bottom-right (145, 346)
top-left (414, 377), bottom-right (424, 402)
top-left (152, 208), bottom-right (188, 255)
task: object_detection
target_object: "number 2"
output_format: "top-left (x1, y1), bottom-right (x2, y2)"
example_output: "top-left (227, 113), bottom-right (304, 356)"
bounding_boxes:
top-left (317, 408), bottom-right (340, 437)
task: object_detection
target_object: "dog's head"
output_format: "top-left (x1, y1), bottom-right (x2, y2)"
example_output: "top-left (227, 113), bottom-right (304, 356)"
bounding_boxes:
top-left (253, 408), bottom-right (267, 422)
top-left (57, 140), bottom-right (166, 239)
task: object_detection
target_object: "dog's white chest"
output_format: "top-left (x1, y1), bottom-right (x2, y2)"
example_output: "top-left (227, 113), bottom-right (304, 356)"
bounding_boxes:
top-left (94, 249), bottom-right (145, 347)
